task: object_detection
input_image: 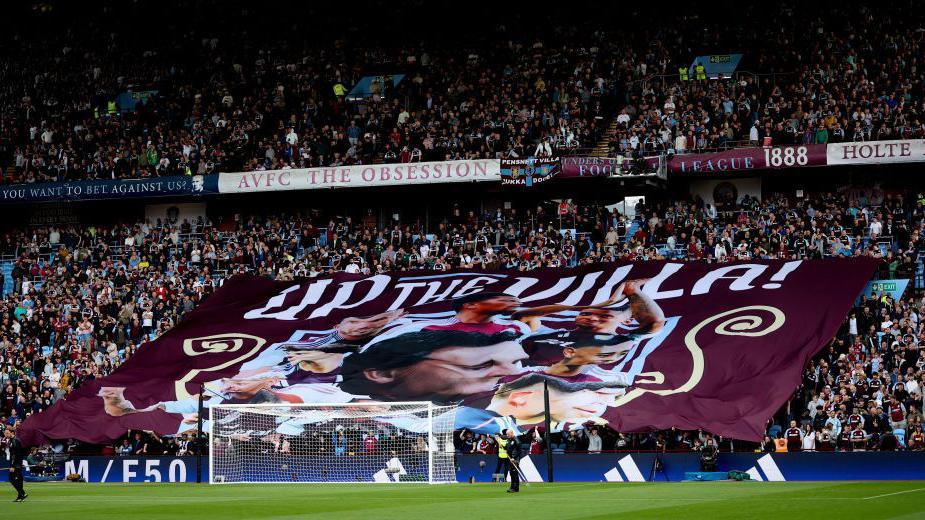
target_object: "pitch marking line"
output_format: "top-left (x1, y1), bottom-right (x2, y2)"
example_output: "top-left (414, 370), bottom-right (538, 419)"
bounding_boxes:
top-left (16, 496), bottom-right (868, 502)
top-left (862, 487), bottom-right (925, 500)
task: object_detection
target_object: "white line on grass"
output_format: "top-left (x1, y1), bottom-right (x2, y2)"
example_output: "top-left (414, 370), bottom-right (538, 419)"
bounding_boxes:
top-left (18, 497), bottom-right (261, 502)
top-left (527, 483), bottom-right (604, 490)
top-left (17, 495), bottom-right (866, 502)
top-left (862, 487), bottom-right (925, 500)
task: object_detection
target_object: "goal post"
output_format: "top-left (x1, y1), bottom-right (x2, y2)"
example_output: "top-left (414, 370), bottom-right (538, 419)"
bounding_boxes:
top-left (208, 402), bottom-right (458, 484)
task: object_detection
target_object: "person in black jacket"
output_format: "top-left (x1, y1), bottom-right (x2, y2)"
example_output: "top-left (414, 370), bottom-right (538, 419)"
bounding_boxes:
top-left (5, 428), bottom-right (26, 502)
top-left (503, 429), bottom-right (523, 493)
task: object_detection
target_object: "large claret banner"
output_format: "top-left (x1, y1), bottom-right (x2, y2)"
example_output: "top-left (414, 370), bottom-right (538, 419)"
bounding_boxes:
top-left (21, 259), bottom-right (877, 444)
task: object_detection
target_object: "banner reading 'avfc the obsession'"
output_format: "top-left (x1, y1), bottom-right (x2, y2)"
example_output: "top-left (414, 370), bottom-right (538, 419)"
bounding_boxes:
top-left (20, 259), bottom-right (877, 445)
top-left (217, 159), bottom-right (499, 193)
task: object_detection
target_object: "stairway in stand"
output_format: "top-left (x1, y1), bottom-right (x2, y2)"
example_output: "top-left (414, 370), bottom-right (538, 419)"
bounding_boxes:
top-left (591, 118), bottom-right (619, 157)
top-left (623, 220), bottom-right (641, 244)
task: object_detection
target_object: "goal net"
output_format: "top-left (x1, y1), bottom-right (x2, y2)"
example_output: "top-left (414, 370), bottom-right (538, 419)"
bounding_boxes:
top-left (208, 402), bottom-right (458, 484)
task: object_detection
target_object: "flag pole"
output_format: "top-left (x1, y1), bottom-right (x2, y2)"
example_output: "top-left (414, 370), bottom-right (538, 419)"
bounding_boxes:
top-left (196, 383), bottom-right (204, 484)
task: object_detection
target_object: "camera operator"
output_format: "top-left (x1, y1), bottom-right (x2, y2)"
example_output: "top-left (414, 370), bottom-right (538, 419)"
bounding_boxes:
top-left (699, 439), bottom-right (718, 472)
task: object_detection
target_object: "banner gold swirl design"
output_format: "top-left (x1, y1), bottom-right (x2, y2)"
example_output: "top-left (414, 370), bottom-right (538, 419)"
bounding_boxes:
top-left (613, 306), bottom-right (785, 407)
top-left (183, 333), bottom-right (265, 356)
top-left (174, 333), bottom-right (267, 400)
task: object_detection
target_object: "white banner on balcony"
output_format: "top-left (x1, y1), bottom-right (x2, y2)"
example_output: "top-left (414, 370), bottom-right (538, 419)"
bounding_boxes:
top-left (217, 159), bottom-right (500, 194)
top-left (826, 139), bottom-right (925, 166)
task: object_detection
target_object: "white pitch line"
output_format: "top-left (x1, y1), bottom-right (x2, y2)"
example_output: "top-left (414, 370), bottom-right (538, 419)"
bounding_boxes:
top-left (17, 497), bottom-right (260, 502)
top-left (531, 483), bottom-right (605, 490)
top-left (862, 487), bottom-right (925, 500)
top-left (18, 496), bottom-right (867, 503)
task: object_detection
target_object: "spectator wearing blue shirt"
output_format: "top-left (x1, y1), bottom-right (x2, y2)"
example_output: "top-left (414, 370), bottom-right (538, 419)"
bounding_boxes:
top-left (824, 410), bottom-right (842, 438)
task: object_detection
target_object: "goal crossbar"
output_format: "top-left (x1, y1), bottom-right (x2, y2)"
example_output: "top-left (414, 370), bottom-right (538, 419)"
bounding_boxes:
top-left (208, 401), bottom-right (457, 485)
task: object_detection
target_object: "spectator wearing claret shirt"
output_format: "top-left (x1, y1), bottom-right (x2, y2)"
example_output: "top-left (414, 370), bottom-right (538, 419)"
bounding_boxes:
top-left (888, 396), bottom-right (907, 431)
top-left (784, 420), bottom-right (803, 451)
top-left (363, 432), bottom-right (378, 454)
top-left (473, 434), bottom-right (491, 455)
top-left (816, 427), bottom-right (835, 452)
top-left (850, 424), bottom-right (869, 451)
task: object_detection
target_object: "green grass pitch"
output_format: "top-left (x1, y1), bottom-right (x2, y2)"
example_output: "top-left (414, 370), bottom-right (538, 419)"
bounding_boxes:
top-left (5, 481), bottom-right (924, 519)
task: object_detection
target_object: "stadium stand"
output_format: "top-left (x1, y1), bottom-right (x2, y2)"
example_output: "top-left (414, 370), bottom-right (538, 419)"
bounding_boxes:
top-left (0, 0), bottom-right (923, 462)
top-left (1, 186), bottom-right (923, 455)
top-left (1, 2), bottom-right (922, 182)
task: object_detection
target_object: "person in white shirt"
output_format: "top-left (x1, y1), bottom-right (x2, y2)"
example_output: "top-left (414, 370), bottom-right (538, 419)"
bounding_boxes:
top-left (801, 425), bottom-right (816, 451)
top-left (616, 110), bottom-right (630, 126)
top-left (663, 98), bottom-right (675, 114)
top-left (142, 309), bottom-right (154, 330)
top-left (659, 127), bottom-right (672, 145)
top-left (587, 428), bottom-right (603, 453)
top-left (285, 128), bottom-right (298, 146)
top-left (48, 366), bottom-right (61, 388)
top-left (117, 439), bottom-right (134, 456)
top-left (806, 395), bottom-right (825, 416)
top-left (905, 377), bottom-right (920, 397)
top-left (535, 139), bottom-right (552, 157)
top-left (869, 218), bottom-right (882, 238)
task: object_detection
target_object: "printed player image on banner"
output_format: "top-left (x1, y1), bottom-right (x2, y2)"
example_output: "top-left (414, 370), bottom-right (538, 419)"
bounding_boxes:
top-left (19, 259), bottom-right (877, 445)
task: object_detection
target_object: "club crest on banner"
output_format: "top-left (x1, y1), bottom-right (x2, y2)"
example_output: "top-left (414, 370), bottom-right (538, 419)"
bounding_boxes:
top-left (501, 157), bottom-right (561, 187)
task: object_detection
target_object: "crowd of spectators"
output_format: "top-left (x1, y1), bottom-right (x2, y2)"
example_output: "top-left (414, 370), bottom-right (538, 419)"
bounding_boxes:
top-left (608, 3), bottom-right (925, 157)
top-left (0, 181), bottom-right (923, 457)
top-left (0, 1), bottom-right (613, 185)
top-left (0, 0), bottom-right (922, 461)
top-left (215, 423), bottom-right (428, 460)
top-left (456, 424), bottom-right (728, 455)
top-left (1, 2), bottom-right (923, 185)
top-left (777, 288), bottom-right (925, 452)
